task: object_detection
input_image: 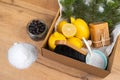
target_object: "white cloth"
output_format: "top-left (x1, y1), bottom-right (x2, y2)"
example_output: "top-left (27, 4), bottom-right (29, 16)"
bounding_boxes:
top-left (105, 24), bottom-right (120, 56)
top-left (54, 0), bottom-right (62, 31)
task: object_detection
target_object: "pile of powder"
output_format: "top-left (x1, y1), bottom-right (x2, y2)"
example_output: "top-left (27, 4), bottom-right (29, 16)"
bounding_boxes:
top-left (8, 42), bottom-right (38, 69)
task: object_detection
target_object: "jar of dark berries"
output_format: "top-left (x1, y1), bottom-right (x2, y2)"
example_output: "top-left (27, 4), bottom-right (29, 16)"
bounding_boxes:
top-left (27, 19), bottom-right (48, 41)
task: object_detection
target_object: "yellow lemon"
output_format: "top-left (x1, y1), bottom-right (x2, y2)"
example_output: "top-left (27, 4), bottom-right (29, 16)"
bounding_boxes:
top-left (62, 23), bottom-right (77, 38)
top-left (67, 37), bottom-right (83, 49)
top-left (48, 31), bottom-right (66, 50)
top-left (70, 17), bottom-right (75, 23)
top-left (57, 20), bottom-right (67, 33)
top-left (72, 18), bottom-right (90, 39)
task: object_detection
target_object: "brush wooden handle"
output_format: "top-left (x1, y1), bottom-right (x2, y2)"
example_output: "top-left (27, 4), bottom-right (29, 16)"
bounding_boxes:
top-left (55, 40), bottom-right (87, 55)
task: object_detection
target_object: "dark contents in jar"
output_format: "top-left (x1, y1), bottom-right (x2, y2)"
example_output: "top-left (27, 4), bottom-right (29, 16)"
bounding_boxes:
top-left (29, 20), bottom-right (46, 35)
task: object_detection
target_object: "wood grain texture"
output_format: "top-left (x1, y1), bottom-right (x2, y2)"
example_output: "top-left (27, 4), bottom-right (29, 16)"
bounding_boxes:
top-left (0, 0), bottom-right (59, 16)
top-left (0, 0), bottom-right (120, 80)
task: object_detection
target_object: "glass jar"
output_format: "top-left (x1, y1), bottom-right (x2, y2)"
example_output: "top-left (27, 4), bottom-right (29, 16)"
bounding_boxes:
top-left (27, 19), bottom-right (48, 41)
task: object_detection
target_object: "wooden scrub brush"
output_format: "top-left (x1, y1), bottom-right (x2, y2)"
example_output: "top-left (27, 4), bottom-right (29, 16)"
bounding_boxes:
top-left (54, 40), bottom-right (87, 62)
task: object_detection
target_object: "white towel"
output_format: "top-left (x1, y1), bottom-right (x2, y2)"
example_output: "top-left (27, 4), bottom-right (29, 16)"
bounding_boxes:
top-left (105, 24), bottom-right (120, 56)
top-left (54, 0), bottom-right (63, 31)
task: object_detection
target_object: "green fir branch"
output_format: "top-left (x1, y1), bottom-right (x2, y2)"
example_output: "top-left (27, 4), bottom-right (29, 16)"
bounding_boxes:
top-left (59, 0), bottom-right (120, 32)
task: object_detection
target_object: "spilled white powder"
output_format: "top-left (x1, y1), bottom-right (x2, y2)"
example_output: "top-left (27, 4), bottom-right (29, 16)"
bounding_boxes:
top-left (8, 42), bottom-right (38, 69)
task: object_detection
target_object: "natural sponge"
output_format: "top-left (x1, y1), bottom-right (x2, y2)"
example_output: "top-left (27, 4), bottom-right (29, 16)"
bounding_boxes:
top-left (8, 42), bottom-right (38, 69)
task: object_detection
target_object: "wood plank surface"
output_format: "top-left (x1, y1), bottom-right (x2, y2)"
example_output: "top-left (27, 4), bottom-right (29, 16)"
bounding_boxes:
top-left (0, 0), bottom-right (120, 80)
top-left (0, 0), bottom-right (59, 16)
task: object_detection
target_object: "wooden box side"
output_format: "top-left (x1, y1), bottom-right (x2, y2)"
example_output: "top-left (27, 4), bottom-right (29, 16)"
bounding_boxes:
top-left (107, 35), bottom-right (120, 71)
top-left (41, 10), bottom-right (60, 50)
top-left (42, 48), bottom-right (109, 78)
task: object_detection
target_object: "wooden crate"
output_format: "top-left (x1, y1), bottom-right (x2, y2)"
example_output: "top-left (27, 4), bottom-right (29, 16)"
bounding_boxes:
top-left (41, 10), bottom-right (120, 78)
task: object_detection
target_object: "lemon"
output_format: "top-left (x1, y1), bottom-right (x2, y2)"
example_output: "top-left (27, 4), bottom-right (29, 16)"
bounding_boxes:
top-left (48, 31), bottom-right (66, 50)
top-left (72, 18), bottom-right (90, 39)
top-left (70, 17), bottom-right (75, 23)
top-left (67, 37), bottom-right (83, 49)
top-left (57, 20), bottom-right (67, 33)
top-left (62, 23), bottom-right (77, 38)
